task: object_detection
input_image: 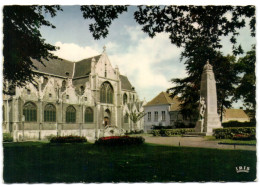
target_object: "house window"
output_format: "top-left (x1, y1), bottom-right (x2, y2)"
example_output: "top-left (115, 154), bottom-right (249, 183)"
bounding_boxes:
top-left (44, 104), bottom-right (56, 122)
top-left (124, 113), bottom-right (129, 123)
top-left (49, 93), bottom-right (52, 98)
top-left (123, 93), bottom-right (127, 105)
top-left (66, 106), bottom-right (76, 123)
top-left (23, 102), bottom-right (37, 122)
top-left (66, 95), bottom-right (69, 99)
top-left (85, 107), bottom-right (93, 123)
top-left (162, 111), bottom-right (166, 121)
top-left (154, 111), bottom-right (158, 122)
top-left (148, 112), bottom-right (151, 122)
top-left (27, 89), bottom-right (31, 95)
top-left (100, 82), bottom-right (113, 104)
top-left (85, 97), bottom-right (87, 101)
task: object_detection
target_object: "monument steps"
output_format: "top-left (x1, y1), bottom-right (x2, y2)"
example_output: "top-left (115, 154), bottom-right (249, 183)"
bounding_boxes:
top-left (182, 132), bottom-right (206, 137)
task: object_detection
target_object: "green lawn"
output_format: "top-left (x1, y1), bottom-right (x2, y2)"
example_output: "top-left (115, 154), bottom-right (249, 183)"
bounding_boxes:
top-left (204, 136), bottom-right (256, 145)
top-left (3, 142), bottom-right (256, 183)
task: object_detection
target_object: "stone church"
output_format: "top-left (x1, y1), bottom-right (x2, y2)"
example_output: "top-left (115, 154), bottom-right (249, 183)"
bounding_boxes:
top-left (2, 49), bottom-right (145, 141)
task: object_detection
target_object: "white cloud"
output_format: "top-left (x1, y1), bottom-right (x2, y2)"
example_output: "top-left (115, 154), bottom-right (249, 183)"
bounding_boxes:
top-left (50, 26), bottom-right (186, 101)
top-left (52, 42), bottom-right (100, 61)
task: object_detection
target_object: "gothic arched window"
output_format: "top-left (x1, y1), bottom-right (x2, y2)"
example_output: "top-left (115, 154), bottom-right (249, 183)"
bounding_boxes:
top-left (123, 93), bottom-right (127, 105)
top-left (85, 107), bottom-right (94, 123)
top-left (124, 113), bottom-right (129, 123)
top-left (23, 102), bottom-right (37, 122)
top-left (66, 106), bottom-right (76, 123)
top-left (44, 104), bottom-right (56, 122)
top-left (100, 82), bottom-right (114, 104)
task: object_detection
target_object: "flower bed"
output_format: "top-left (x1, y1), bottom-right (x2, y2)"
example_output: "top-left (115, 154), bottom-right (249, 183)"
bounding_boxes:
top-left (213, 127), bottom-right (256, 140)
top-left (232, 134), bottom-right (255, 140)
top-left (50, 135), bottom-right (87, 143)
top-left (95, 136), bottom-right (145, 145)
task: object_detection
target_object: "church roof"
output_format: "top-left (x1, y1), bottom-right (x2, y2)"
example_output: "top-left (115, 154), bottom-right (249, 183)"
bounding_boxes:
top-left (32, 58), bottom-right (74, 78)
top-left (144, 91), bottom-right (180, 111)
top-left (120, 75), bottom-right (134, 91)
top-left (74, 55), bottom-right (101, 78)
top-left (32, 55), bottom-right (134, 92)
top-left (224, 109), bottom-right (250, 119)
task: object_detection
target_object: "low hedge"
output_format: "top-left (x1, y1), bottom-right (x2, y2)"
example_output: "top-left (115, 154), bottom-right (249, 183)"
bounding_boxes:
top-left (152, 128), bottom-right (195, 136)
top-left (222, 120), bottom-right (256, 128)
top-left (213, 127), bottom-right (256, 140)
top-left (50, 135), bottom-right (87, 143)
top-left (95, 136), bottom-right (145, 146)
top-left (3, 133), bottom-right (13, 142)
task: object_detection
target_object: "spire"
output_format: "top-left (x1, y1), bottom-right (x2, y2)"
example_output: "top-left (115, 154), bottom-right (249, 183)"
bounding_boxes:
top-left (103, 45), bottom-right (106, 53)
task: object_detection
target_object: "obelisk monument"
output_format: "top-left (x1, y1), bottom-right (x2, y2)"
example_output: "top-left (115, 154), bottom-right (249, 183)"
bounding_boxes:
top-left (195, 61), bottom-right (222, 135)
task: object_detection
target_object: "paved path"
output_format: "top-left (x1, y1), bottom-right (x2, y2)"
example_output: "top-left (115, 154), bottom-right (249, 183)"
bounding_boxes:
top-left (143, 136), bottom-right (256, 151)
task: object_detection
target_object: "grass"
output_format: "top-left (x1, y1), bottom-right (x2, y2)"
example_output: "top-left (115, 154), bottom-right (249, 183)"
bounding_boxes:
top-left (3, 142), bottom-right (256, 183)
top-left (204, 136), bottom-right (256, 145)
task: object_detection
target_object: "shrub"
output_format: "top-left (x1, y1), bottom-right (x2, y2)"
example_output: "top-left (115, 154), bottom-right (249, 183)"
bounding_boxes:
top-left (125, 130), bottom-right (144, 135)
top-left (232, 133), bottom-right (255, 140)
top-left (95, 136), bottom-right (145, 146)
top-left (3, 133), bottom-right (13, 142)
top-left (222, 120), bottom-right (256, 128)
top-left (152, 125), bottom-right (174, 130)
top-left (152, 128), bottom-right (195, 136)
top-left (50, 135), bottom-right (87, 143)
top-left (213, 127), bottom-right (256, 140)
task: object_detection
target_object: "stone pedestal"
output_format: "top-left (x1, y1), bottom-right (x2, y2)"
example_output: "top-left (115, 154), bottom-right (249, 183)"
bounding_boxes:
top-left (195, 61), bottom-right (222, 135)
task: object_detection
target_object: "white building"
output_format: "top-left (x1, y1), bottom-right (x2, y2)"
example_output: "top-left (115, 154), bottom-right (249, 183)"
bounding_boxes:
top-left (143, 91), bottom-right (190, 133)
top-left (3, 49), bottom-right (145, 141)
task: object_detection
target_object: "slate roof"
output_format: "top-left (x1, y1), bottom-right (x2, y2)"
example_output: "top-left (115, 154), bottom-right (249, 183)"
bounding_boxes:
top-left (32, 58), bottom-right (74, 78)
top-left (144, 91), bottom-right (180, 111)
top-left (74, 55), bottom-right (101, 78)
top-left (32, 55), bottom-right (134, 91)
top-left (224, 109), bottom-right (250, 119)
top-left (120, 75), bottom-right (134, 91)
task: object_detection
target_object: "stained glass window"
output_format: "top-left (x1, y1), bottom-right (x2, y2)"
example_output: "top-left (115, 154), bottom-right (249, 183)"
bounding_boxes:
top-left (85, 107), bottom-right (93, 123)
top-left (100, 82), bottom-right (113, 104)
top-left (23, 102), bottom-right (37, 122)
top-left (44, 104), bottom-right (56, 122)
top-left (66, 106), bottom-right (76, 123)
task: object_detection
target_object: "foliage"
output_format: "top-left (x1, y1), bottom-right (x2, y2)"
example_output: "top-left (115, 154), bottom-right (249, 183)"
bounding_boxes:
top-left (129, 110), bottom-right (146, 124)
top-left (222, 120), bottom-right (256, 128)
top-left (152, 128), bottom-right (195, 136)
top-left (95, 136), bottom-right (145, 145)
top-left (234, 45), bottom-right (256, 111)
top-left (213, 127), bottom-right (255, 139)
top-left (50, 135), bottom-right (87, 143)
top-left (45, 134), bottom-right (56, 141)
top-left (125, 130), bottom-right (144, 135)
top-left (80, 6), bottom-right (128, 39)
top-left (232, 134), bottom-right (255, 141)
top-left (3, 5), bottom-right (62, 93)
top-left (152, 125), bottom-right (174, 130)
top-left (168, 41), bottom-right (238, 121)
top-left (3, 133), bottom-right (13, 142)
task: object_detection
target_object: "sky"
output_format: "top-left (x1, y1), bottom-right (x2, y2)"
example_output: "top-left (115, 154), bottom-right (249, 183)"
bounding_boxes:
top-left (38, 5), bottom-right (256, 108)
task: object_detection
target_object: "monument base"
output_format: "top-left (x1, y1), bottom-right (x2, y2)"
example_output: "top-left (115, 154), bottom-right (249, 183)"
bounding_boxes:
top-left (194, 120), bottom-right (203, 132)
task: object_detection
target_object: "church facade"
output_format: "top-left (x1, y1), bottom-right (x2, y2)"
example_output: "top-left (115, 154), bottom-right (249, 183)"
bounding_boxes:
top-left (2, 50), bottom-right (145, 141)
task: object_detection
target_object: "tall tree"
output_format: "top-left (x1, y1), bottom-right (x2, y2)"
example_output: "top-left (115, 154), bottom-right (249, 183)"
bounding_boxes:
top-left (167, 38), bottom-right (238, 122)
top-left (234, 45), bottom-right (256, 110)
top-left (3, 5), bottom-right (62, 92)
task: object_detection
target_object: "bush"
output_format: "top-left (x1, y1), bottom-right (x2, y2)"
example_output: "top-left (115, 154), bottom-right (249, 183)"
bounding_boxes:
top-left (152, 128), bottom-right (195, 136)
top-left (222, 120), bottom-right (256, 128)
top-left (3, 133), bottom-right (13, 142)
top-left (95, 136), bottom-right (145, 146)
top-left (50, 135), bottom-right (87, 143)
top-left (213, 127), bottom-right (256, 140)
top-left (232, 133), bottom-right (255, 140)
top-left (152, 125), bottom-right (174, 130)
top-left (125, 130), bottom-right (144, 135)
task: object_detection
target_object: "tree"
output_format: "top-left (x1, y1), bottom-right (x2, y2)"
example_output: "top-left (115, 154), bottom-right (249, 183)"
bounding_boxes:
top-left (129, 110), bottom-right (146, 130)
top-left (81, 5), bottom-right (255, 55)
top-left (234, 45), bottom-right (256, 110)
top-left (4, 5), bottom-right (255, 94)
top-left (167, 38), bottom-right (239, 122)
top-left (3, 5), bottom-right (62, 93)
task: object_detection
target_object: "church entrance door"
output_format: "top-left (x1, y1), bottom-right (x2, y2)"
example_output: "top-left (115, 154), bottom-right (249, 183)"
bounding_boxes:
top-left (104, 109), bottom-right (111, 127)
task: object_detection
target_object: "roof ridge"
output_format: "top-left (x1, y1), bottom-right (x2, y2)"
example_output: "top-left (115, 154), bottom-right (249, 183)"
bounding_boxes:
top-left (76, 54), bottom-right (102, 63)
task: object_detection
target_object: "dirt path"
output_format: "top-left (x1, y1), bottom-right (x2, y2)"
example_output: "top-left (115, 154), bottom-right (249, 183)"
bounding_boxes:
top-left (143, 136), bottom-right (256, 151)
